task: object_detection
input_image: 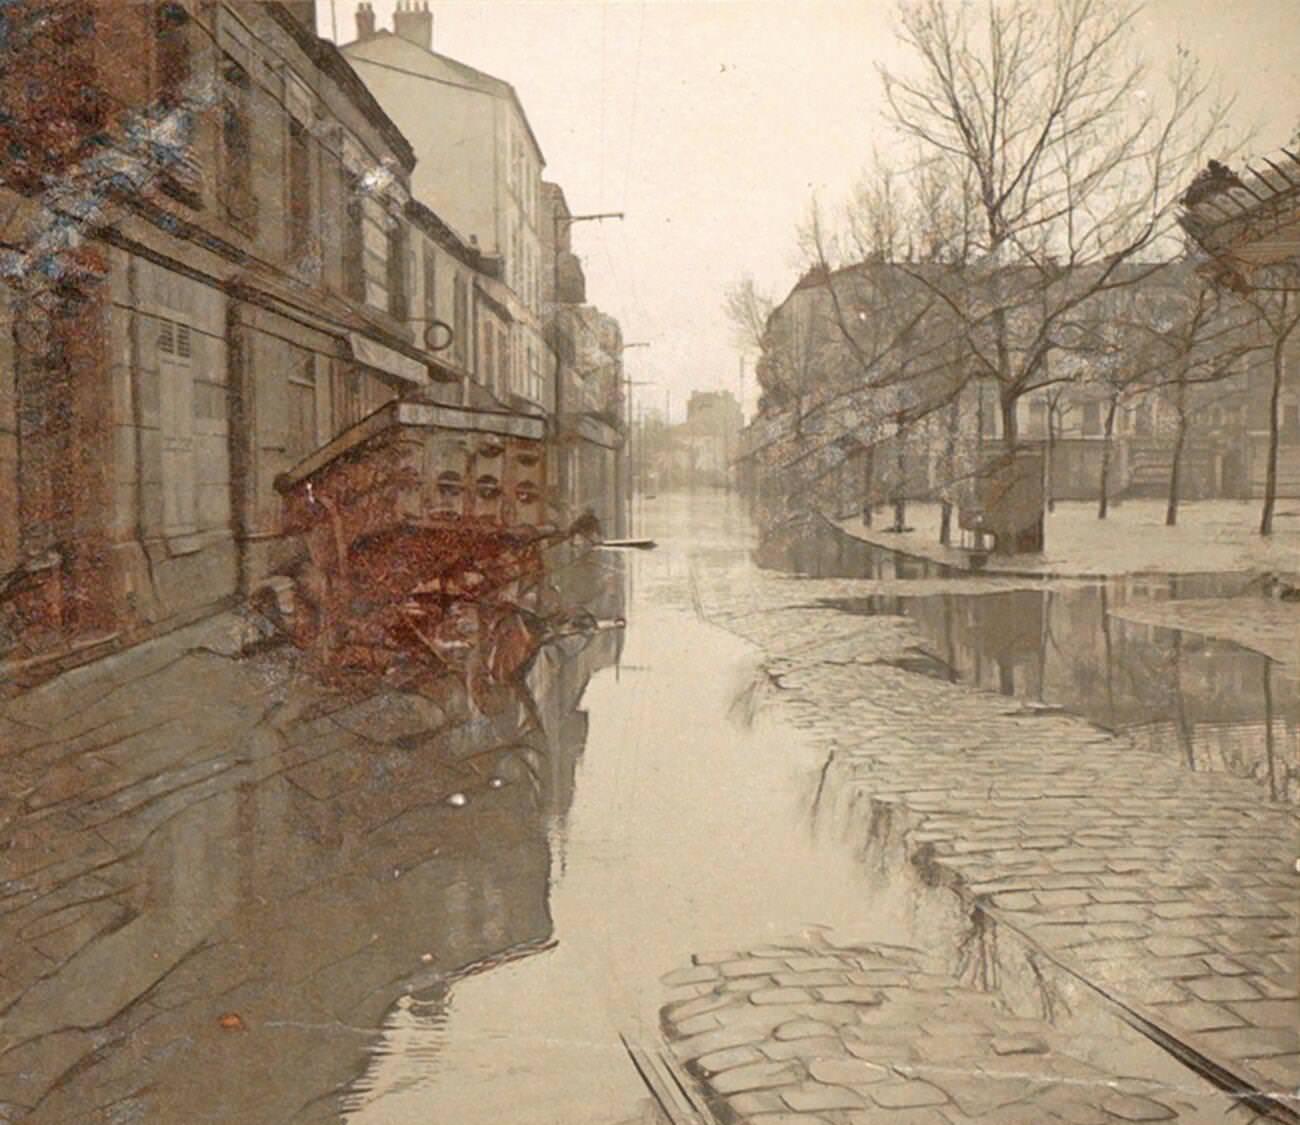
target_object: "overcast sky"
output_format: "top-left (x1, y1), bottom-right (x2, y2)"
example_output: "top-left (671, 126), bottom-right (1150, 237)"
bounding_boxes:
top-left (318, 1), bottom-right (1299, 422)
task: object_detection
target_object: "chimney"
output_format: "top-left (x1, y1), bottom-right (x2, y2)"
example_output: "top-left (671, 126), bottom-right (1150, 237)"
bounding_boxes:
top-left (393, 0), bottom-right (433, 50)
top-left (355, 1), bottom-right (375, 39)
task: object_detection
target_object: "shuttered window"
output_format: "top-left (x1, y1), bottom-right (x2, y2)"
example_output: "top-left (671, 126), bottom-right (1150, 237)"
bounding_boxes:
top-left (157, 315), bottom-right (197, 537)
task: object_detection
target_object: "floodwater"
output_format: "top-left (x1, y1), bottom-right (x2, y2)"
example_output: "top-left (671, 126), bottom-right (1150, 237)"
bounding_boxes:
top-left (343, 493), bottom-right (886, 1125)
top-left (763, 516), bottom-right (1299, 803)
top-left (0, 491), bottom-right (1281, 1123)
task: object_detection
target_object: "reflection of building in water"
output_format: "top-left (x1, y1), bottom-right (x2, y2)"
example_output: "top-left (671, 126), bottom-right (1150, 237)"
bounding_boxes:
top-left (0, 568), bottom-right (623, 1124)
top-left (887, 587), bottom-right (1298, 802)
top-left (753, 519), bottom-right (1297, 803)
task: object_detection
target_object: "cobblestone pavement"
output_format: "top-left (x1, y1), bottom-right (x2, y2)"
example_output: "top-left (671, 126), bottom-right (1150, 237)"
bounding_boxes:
top-left (660, 939), bottom-right (1229, 1124)
top-left (648, 552), bottom-right (1300, 1116)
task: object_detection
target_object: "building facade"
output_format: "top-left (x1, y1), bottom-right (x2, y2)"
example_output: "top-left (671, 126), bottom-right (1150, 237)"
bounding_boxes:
top-left (741, 251), bottom-right (1298, 539)
top-left (341, 4), bottom-right (549, 416)
top-left (0, 0), bottom-right (624, 681)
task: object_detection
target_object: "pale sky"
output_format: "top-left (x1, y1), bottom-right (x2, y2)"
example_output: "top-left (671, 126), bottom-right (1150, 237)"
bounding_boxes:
top-left (317, 0), bottom-right (1299, 422)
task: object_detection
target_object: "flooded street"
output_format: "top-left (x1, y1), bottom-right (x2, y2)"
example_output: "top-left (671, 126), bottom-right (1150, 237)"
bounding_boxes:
top-left (2, 490), bottom-right (1295, 1124)
top-left (345, 493), bottom-right (883, 1125)
top-left (344, 491), bottom-right (1295, 1123)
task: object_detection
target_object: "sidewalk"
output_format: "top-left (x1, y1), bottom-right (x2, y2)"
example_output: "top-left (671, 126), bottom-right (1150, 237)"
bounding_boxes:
top-left (837, 500), bottom-right (1300, 578)
top-left (670, 560), bottom-right (1299, 1120)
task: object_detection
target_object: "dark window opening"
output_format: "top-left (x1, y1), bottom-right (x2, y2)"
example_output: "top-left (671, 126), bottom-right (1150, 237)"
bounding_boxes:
top-left (343, 193), bottom-right (365, 302)
top-left (423, 246), bottom-right (437, 328)
top-left (154, 2), bottom-right (190, 107)
top-left (288, 117), bottom-right (312, 261)
top-left (453, 276), bottom-right (469, 366)
top-left (387, 222), bottom-right (408, 321)
top-left (1282, 403), bottom-right (1300, 444)
top-left (221, 62), bottom-right (255, 228)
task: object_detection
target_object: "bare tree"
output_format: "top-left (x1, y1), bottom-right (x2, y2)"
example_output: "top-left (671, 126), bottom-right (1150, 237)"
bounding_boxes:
top-left (723, 276), bottom-right (774, 355)
top-left (880, 0), bottom-right (1239, 443)
top-left (1053, 268), bottom-right (1255, 519)
top-left (1133, 281), bottom-right (1261, 525)
top-left (1247, 281), bottom-right (1300, 536)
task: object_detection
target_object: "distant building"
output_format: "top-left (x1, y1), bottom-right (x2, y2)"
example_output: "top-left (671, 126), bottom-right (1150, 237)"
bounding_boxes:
top-left (648, 390), bottom-right (742, 490)
top-left (342, 2), bottom-right (548, 412)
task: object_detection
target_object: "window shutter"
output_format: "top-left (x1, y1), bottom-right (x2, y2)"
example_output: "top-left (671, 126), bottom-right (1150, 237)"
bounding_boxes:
top-left (158, 316), bottom-right (197, 537)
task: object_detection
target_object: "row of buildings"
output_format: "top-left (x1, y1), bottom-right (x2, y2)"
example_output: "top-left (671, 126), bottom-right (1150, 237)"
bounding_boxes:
top-left (738, 153), bottom-right (1300, 545)
top-left (638, 389), bottom-right (744, 491)
top-left (0, 1), bottom-right (628, 680)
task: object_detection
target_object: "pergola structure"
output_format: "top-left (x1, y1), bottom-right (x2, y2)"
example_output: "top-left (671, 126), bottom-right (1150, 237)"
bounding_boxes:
top-left (1178, 148), bottom-right (1300, 290)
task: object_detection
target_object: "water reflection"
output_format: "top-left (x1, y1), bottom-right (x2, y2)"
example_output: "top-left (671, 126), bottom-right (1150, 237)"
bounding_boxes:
top-left (819, 588), bottom-right (1299, 802)
top-left (0, 552), bottom-right (624, 1125)
top-left (755, 513), bottom-right (958, 579)
top-left (751, 516), bottom-right (1297, 802)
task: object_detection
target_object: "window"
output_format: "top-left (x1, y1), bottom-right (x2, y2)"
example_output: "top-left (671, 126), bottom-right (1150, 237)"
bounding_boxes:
top-left (1283, 402), bottom-right (1300, 444)
top-left (154, 1), bottom-right (190, 108)
top-left (423, 244), bottom-right (437, 327)
top-left (343, 193), bottom-right (365, 301)
top-left (453, 275), bottom-right (468, 366)
top-left (498, 327), bottom-right (510, 392)
top-left (288, 118), bottom-right (312, 262)
top-left (482, 321), bottom-right (495, 391)
top-left (157, 315), bottom-right (196, 537)
top-left (1134, 401), bottom-right (1152, 436)
top-left (527, 341), bottom-right (541, 403)
top-left (221, 62), bottom-right (255, 228)
top-left (1082, 401), bottom-right (1102, 437)
top-left (287, 350), bottom-right (317, 463)
top-left (387, 220), bottom-right (408, 320)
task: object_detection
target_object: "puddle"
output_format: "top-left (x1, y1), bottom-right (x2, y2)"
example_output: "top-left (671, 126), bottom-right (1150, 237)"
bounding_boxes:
top-left (815, 586), bottom-right (1298, 802)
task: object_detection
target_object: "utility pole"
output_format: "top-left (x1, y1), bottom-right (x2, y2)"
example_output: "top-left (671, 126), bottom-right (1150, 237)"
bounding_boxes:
top-left (620, 342), bottom-right (651, 534)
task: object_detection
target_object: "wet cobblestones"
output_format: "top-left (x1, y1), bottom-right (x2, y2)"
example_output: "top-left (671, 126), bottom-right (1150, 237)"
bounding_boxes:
top-left (656, 559), bottom-right (1300, 1113)
top-left (660, 940), bottom-right (1207, 1124)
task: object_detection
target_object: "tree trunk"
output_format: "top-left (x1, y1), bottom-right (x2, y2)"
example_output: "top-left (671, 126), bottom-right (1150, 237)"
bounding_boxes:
top-left (1000, 392), bottom-right (1019, 446)
top-left (939, 398), bottom-right (958, 545)
top-left (862, 445), bottom-right (875, 527)
top-left (1045, 400), bottom-right (1056, 513)
top-left (1260, 339), bottom-right (1284, 536)
top-left (1098, 395), bottom-right (1119, 520)
top-left (892, 409), bottom-right (907, 531)
top-left (1166, 410), bottom-right (1187, 527)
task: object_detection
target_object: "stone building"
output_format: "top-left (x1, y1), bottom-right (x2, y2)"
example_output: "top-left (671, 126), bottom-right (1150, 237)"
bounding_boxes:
top-left (341, 3), bottom-right (549, 416)
top-left (661, 391), bottom-right (743, 489)
top-left (742, 247), bottom-right (1296, 536)
top-left (541, 182), bottom-right (626, 535)
top-left (0, 0), bottom-right (545, 678)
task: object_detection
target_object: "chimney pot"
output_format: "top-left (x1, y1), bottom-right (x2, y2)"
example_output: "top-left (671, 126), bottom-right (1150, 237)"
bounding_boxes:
top-left (393, 0), bottom-right (433, 49)
top-left (355, 1), bottom-right (375, 39)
